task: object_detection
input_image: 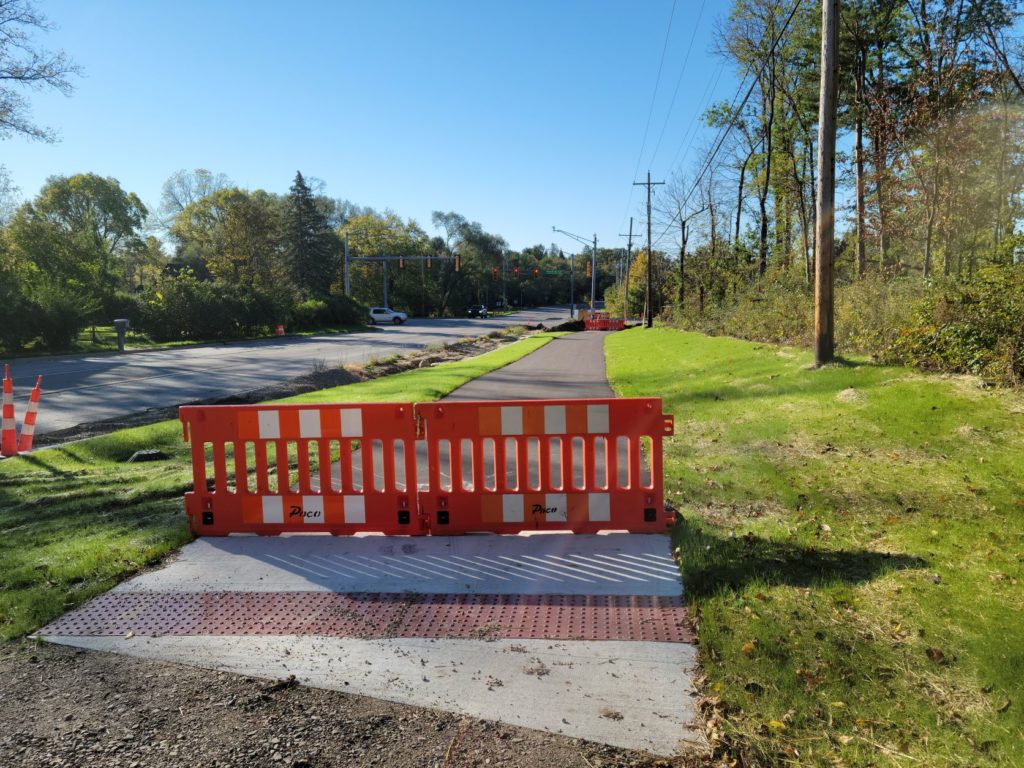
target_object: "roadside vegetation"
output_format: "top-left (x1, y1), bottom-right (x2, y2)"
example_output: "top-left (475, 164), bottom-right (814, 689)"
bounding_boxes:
top-left (606, 328), bottom-right (1023, 767)
top-left (0, 333), bottom-right (558, 641)
top-left (0, 167), bottom-right (617, 356)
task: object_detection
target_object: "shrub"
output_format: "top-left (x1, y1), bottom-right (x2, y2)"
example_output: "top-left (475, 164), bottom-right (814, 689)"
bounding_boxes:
top-left (288, 294), bottom-right (366, 330)
top-left (32, 284), bottom-right (97, 350)
top-left (835, 273), bottom-right (924, 356)
top-left (290, 299), bottom-right (329, 331)
top-left (137, 272), bottom-right (244, 341)
top-left (892, 266), bottom-right (1024, 384)
top-left (720, 268), bottom-right (814, 346)
top-left (0, 293), bottom-right (37, 352)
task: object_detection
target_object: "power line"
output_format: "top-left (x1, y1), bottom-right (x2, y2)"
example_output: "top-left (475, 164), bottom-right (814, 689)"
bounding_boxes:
top-left (665, 60), bottom-right (726, 174)
top-left (646, 0), bottom-right (707, 170)
top-left (618, 0), bottom-right (678, 234)
top-left (651, 0), bottom-right (804, 249)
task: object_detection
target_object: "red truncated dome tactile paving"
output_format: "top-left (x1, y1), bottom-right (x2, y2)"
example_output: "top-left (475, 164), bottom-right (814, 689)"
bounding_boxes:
top-left (41, 592), bottom-right (694, 643)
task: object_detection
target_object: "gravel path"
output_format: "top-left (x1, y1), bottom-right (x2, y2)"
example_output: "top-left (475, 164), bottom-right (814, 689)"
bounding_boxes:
top-left (0, 642), bottom-right (699, 767)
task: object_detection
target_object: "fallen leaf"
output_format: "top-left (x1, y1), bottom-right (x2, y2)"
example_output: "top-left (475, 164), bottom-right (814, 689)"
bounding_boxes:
top-left (926, 648), bottom-right (947, 665)
top-left (124, 631), bottom-right (134, 640)
top-left (767, 720), bottom-right (787, 730)
top-left (740, 641), bottom-right (757, 657)
top-left (837, 735), bottom-right (854, 745)
top-left (996, 699), bottom-right (1011, 713)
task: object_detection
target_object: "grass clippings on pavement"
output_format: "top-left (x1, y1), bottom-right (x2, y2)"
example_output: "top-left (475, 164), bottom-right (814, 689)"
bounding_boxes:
top-left (605, 328), bottom-right (1024, 768)
top-left (0, 333), bottom-right (559, 641)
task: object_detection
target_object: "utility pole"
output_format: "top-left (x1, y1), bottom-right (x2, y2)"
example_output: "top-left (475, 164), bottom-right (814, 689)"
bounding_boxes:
top-left (343, 232), bottom-right (350, 296)
top-left (563, 250), bottom-right (575, 317)
top-left (501, 250), bottom-right (507, 308)
top-left (815, 0), bottom-right (838, 365)
top-left (634, 171), bottom-right (664, 328)
top-left (619, 217), bottom-right (636, 320)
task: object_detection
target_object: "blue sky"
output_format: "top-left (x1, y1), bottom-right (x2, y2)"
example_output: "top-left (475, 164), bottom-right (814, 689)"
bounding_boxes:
top-left (4, 0), bottom-right (736, 251)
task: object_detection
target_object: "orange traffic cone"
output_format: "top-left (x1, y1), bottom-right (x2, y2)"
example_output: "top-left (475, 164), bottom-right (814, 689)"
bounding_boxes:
top-left (17, 375), bottom-right (42, 453)
top-left (1, 365), bottom-right (16, 457)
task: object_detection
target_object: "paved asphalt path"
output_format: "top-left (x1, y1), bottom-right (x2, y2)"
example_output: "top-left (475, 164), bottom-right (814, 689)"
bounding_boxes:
top-left (3, 306), bottom-right (570, 436)
top-left (444, 330), bottom-right (614, 401)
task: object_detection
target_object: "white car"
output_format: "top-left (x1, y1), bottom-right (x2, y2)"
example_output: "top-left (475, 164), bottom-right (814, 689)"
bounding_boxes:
top-left (369, 307), bottom-right (408, 325)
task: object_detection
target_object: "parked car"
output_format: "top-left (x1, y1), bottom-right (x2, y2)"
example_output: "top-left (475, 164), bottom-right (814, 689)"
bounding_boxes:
top-left (467, 304), bottom-right (488, 318)
top-left (369, 307), bottom-right (408, 325)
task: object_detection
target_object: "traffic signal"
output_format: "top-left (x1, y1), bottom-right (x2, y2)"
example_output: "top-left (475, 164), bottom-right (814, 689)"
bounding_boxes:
top-left (513, 266), bottom-right (519, 277)
top-left (492, 266), bottom-right (499, 279)
top-left (533, 267), bottom-right (540, 277)
top-left (455, 254), bottom-right (461, 271)
top-left (427, 254), bottom-right (432, 268)
top-left (399, 255), bottom-right (405, 269)
top-left (586, 259), bottom-right (592, 278)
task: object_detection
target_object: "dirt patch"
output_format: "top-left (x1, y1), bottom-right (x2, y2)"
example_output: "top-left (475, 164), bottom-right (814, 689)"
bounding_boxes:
top-left (32, 333), bottom-right (530, 449)
top-left (689, 501), bottom-right (790, 527)
top-left (0, 641), bottom-right (701, 768)
top-left (836, 387), bottom-right (867, 404)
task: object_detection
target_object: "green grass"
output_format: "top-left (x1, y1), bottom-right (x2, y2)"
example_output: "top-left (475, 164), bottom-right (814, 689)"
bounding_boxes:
top-left (605, 328), bottom-right (1024, 768)
top-left (0, 333), bottom-right (559, 641)
top-left (4, 324), bottom-right (372, 357)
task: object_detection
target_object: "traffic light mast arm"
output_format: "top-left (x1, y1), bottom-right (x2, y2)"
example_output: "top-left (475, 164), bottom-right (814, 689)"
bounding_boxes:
top-left (552, 226), bottom-right (598, 310)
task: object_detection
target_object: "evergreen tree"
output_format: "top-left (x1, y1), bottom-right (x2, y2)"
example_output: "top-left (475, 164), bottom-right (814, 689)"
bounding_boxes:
top-left (283, 171), bottom-right (335, 299)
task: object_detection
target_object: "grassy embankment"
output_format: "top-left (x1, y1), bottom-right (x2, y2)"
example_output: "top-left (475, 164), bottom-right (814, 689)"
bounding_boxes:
top-left (606, 328), bottom-right (1023, 767)
top-left (1, 324), bottom-right (375, 357)
top-left (0, 333), bottom-right (559, 641)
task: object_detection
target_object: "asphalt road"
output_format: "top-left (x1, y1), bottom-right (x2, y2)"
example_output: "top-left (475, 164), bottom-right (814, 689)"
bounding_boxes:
top-left (4, 307), bottom-right (571, 436)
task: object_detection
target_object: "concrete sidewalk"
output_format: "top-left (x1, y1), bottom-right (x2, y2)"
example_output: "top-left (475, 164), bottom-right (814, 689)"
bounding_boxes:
top-left (39, 332), bottom-right (706, 757)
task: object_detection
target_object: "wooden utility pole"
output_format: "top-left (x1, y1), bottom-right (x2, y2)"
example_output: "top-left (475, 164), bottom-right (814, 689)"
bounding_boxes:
top-left (619, 217), bottom-right (636, 320)
top-left (815, 0), bottom-right (838, 365)
top-left (634, 171), bottom-right (664, 328)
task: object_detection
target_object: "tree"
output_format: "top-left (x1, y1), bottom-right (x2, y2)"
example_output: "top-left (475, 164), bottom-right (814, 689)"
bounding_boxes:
top-left (0, 0), bottom-right (80, 141)
top-left (282, 171), bottom-right (336, 299)
top-left (158, 169), bottom-right (232, 228)
top-left (9, 173), bottom-right (147, 306)
top-left (0, 164), bottom-right (20, 224)
top-left (217, 190), bottom-right (285, 291)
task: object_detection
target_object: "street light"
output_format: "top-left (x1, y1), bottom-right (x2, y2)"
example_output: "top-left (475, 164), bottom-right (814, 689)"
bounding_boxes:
top-left (552, 226), bottom-right (598, 313)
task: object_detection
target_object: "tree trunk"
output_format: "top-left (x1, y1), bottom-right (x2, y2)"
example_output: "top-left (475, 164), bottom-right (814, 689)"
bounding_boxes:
top-left (735, 153), bottom-right (749, 265)
top-left (855, 50), bottom-right (868, 277)
top-left (814, 0), bottom-right (838, 366)
top-left (758, 71), bottom-right (776, 277)
top-left (678, 217), bottom-right (687, 310)
top-left (874, 38), bottom-right (890, 268)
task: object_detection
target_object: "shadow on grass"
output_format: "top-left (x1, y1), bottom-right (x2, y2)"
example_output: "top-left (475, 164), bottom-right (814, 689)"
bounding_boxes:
top-left (674, 516), bottom-right (926, 597)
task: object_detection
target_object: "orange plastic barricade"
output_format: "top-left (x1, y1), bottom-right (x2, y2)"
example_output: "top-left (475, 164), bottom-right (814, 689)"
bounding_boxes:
top-left (180, 403), bottom-right (421, 536)
top-left (415, 398), bottom-right (674, 534)
top-left (583, 313), bottom-right (625, 331)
